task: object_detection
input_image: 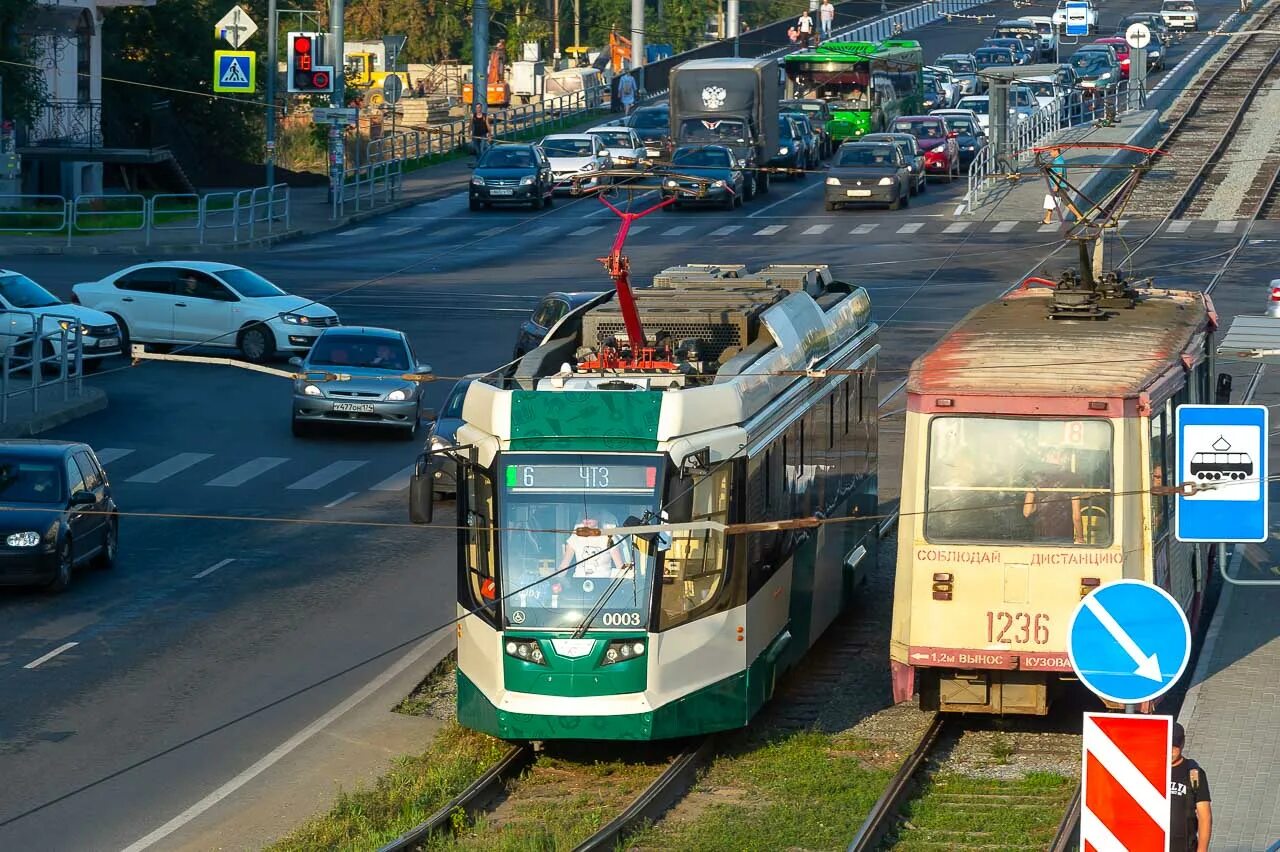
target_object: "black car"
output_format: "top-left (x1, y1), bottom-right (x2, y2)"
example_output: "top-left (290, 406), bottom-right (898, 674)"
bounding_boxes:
top-left (468, 144), bottom-right (555, 211)
top-left (973, 46), bottom-right (1017, 70)
top-left (1115, 14), bottom-right (1169, 69)
top-left (824, 142), bottom-right (912, 211)
top-left (932, 112), bottom-right (987, 170)
top-left (513, 291), bottom-right (604, 357)
top-left (780, 99), bottom-right (835, 156)
top-left (663, 145), bottom-right (749, 210)
top-left (627, 104), bottom-right (671, 157)
top-left (861, 133), bottom-right (927, 195)
top-left (921, 71), bottom-right (949, 111)
top-left (781, 112), bottom-right (822, 167)
top-left (771, 116), bottom-right (809, 177)
top-left (0, 441), bottom-right (117, 592)
top-left (424, 376), bottom-right (478, 499)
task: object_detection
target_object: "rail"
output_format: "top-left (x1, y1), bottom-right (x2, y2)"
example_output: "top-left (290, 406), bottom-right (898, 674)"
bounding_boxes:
top-left (0, 313), bottom-right (87, 426)
top-left (846, 714), bottom-right (949, 851)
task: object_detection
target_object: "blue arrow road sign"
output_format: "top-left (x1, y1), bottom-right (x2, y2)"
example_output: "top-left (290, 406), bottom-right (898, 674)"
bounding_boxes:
top-left (1068, 580), bottom-right (1191, 705)
top-left (1176, 404), bottom-right (1268, 543)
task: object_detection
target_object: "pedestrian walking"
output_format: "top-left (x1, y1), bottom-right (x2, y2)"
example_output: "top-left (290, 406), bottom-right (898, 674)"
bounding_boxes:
top-left (798, 10), bottom-right (814, 47)
top-left (1170, 723), bottom-right (1212, 852)
top-left (617, 69), bottom-right (638, 116)
top-left (471, 102), bottom-right (490, 157)
top-left (820, 0), bottom-right (835, 40)
top-left (1042, 145), bottom-right (1067, 225)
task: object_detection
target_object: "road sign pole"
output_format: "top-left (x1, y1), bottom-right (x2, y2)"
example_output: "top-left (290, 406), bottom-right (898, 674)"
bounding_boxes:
top-left (266, 0), bottom-right (277, 188)
top-left (329, 0), bottom-right (345, 210)
top-left (473, 0), bottom-right (489, 125)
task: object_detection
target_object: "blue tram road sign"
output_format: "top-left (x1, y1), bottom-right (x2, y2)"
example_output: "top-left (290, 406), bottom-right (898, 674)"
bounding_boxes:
top-left (1068, 579), bottom-right (1192, 705)
top-left (1065, 1), bottom-right (1091, 36)
top-left (1176, 404), bottom-right (1268, 543)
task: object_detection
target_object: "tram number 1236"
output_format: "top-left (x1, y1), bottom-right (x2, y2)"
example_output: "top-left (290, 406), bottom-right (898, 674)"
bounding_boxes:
top-left (986, 611), bottom-right (1050, 645)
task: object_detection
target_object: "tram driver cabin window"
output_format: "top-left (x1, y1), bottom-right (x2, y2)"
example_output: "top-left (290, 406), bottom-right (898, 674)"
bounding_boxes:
top-left (924, 418), bottom-right (1114, 546)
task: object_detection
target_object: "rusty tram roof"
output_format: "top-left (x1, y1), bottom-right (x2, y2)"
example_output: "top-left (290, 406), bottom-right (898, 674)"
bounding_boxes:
top-left (908, 288), bottom-right (1211, 398)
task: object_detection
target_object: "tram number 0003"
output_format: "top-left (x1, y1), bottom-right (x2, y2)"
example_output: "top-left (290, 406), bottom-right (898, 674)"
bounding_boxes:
top-left (986, 611), bottom-right (1050, 645)
top-left (601, 612), bottom-right (644, 626)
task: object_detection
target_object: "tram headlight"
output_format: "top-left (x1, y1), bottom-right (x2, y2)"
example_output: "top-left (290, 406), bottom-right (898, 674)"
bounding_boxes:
top-left (601, 639), bottom-right (646, 666)
top-left (504, 639), bottom-right (548, 666)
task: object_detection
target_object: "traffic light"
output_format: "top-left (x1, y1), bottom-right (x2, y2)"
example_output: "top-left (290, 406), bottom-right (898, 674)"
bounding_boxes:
top-left (287, 32), bottom-right (335, 93)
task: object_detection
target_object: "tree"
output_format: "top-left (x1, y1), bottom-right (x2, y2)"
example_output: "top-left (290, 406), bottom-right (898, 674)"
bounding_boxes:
top-left (0, 0), bottom-right (47, 124)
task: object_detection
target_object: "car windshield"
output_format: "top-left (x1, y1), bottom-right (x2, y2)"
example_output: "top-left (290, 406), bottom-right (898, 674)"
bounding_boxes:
top-left (941, 116), bottom-right (978, 135)
top-left (957, 99), bottom-right (990, 114)
top-left (678, 118), bottom-right (748, 144)
top-left (218, 268), bottom-right (285, 298)
top-left (480, 147), bottom-right (536, 168)
top-left (632, 108), bottom-right (668, 128)
top-left (783, 101), bottom-right (823, 113)
top-left (498, 453), bottom-right (663, 631)
top-left (891, 121), bottom-right (946, 140)
top-left (0, 273), bottom-right (61, 309)
top-left (542, 138), bottom-right (594, 157)
top-left (673, 148), bottom-right (730, 167)
top-left (307, 335), bottom-right (410, 370)
top-left (591, 131), bottom-right (633, 148)
top-left (778, 118), bottom-right (796, 138)
top-left (1163, 1), bottom-right (1195, 9)
top-left (937, 57), bottom-right (975, 73)
top-left (837, 146), bottom-right (896, 166)
top-left (782, 115), bottom-right (810, 132)
top-left (1027, 81), bottom-right (1058, 98)
top-left (925, 417), bottom-right (1114, 546)
top-left (0, 457), bottom-right (64, 504)
top-left (1070, 53), bottom-right (1106, 71)
top-left (974, 49), bottom-right (1012, 67)
top-left (442, 380), bottom-right (471, 418)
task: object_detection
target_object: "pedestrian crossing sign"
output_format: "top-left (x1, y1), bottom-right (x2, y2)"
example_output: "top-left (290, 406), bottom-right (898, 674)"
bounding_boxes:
top-left (214, 50), bottom-right (256, 93)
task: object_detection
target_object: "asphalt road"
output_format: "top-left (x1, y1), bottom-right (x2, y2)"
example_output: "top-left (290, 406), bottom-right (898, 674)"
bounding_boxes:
top-left (0, 0), bottom-right (1265, 847)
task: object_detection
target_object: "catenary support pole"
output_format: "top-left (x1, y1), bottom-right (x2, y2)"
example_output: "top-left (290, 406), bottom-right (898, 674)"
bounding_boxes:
top-left (631, 0), bottom-right (644, 88)
top-left (474, 0), bottom-right (490, 122)
top-left (266, 0), bottom-right (277, 188)
top-left (329, 0), bottom-right (345, 210)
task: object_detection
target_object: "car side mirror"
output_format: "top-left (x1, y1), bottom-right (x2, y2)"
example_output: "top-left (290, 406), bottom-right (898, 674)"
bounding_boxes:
top-left (409, 454), bottom-right (435, 524)
top-left (70, 490), bottom-right (95, 506)
top-left (288, 356), bottom-right (302, 368)
top-left (422, 408), bottom-right (438, 422)
top-left (417, 362), bottom-right (433, 375)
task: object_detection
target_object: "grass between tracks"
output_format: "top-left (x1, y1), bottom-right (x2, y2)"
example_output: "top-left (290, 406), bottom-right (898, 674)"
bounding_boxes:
top-left (890, 771), bottom-right (1075, 850)
top-left (627, 730), bottom-right (897, 851)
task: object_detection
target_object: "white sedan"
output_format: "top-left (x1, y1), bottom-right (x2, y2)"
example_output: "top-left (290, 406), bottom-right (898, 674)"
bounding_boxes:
top-left (72, 261), bottom-right (339, 363)
top-left (585, 126), bottom-right (647, 168)
top-left (538, 133), bottom-right (612, 193)
top-left (954, 96), bottom-right (1027, 133)
top-left (0, 269), bottom-right (121, 371)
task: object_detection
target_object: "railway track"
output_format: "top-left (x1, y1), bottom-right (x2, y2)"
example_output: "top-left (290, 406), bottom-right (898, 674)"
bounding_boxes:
top-left (1127, 0), bottom-right (1280, 219)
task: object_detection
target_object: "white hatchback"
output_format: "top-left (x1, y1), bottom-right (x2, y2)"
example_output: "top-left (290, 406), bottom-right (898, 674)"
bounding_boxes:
top-left (72, 262), bottom-right (339, 363)
top-left (538, 133), bottom-right (612, 193)
top-left (0, 269), bottom-right (121, 371)
top-left (585, 126), bottom-right (647, 167)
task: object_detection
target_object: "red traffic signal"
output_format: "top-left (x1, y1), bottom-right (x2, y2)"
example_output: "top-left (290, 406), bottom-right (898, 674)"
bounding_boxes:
top-left (286, 32), bottom-right (334, 93)
top-left (293, 35), bottom-right (311, 54)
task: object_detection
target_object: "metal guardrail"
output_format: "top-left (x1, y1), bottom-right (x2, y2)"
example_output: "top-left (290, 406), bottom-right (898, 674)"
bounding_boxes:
top-left (0, 313), bottom-right (86, 426)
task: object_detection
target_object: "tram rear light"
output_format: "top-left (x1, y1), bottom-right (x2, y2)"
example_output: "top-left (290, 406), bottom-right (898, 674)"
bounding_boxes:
top-left (932, 572), bottom-right (954, 600)
top-left (1089, 401), bottom-right (1108, 410)
top-left (1080, 576), bottom-right (1101, 597)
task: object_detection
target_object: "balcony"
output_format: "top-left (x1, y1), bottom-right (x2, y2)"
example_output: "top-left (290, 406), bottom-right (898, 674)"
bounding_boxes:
top-left (29, 100), bottom-right (103, 150)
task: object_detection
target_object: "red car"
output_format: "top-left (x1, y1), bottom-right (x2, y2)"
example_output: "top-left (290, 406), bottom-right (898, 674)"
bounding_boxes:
top-left (1091, 37), bottom-right (1132, 78)
top-left (888, 116), bottom-right (961, 181)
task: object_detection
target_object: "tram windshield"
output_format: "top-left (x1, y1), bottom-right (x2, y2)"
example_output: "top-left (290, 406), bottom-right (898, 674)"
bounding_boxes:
top-left (925, 417), bottom-right (1114, 546)
top-left (498, 453), bottom-right (663, 630)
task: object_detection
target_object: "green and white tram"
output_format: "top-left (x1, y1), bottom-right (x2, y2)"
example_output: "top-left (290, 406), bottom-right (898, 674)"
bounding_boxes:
top-left (410, 263), bottom-right (880, 740)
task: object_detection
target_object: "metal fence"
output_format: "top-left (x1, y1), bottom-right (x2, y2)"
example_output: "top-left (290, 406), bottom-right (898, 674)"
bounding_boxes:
top-left (0, 314), bottom-right (86, 426)
top-left (0, 184), bottom-right (290, 246)
top-left (964, 82), bottom-right (1138, 213)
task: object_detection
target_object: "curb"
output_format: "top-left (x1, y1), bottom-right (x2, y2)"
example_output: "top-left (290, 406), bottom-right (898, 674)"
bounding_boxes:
top-left (0, 386), bottom-right (107, 438)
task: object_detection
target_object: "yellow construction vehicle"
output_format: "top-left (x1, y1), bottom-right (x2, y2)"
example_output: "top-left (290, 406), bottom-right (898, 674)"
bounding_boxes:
top-left (345, 51), bottom-right (414, 104)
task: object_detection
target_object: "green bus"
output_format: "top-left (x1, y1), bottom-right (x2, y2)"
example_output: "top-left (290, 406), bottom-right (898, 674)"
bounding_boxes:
top-left (783, 39), bottom-right (924, 142)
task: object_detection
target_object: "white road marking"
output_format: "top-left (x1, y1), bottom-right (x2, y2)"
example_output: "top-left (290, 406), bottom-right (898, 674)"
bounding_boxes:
top-left (386, 226), bottom-right (420, 237)
top-left (627, 225), bottom-right (649, 235)
top-left (896, 222), bottom-right (924, 234)
top-left (991, 221), bottom-right (1018, 233)
top-left (851, 224), bottom-right (878, 235)
top-left (754, 224), bottom-right (787, 236)
top-left (747, 181), bottom-right (820, 217)
top-left (369, 465), bottom-right (416, 492)
top-left (943, 222), bottom-right (970, 234)
top-left (324, 491), bottom-right (358, 508)
top-left (710, 225), bottom-right (742, 236)
top-left (205, 457), bottom-right (288, 488)
top-left (662, 225), bottom-right (695, 236)
top-left (286, 460), bottom-right (368, 490)
top-left (1039, 223), bottom-right (1059, 233)
top-left (1214, 220), bottom-right (1238, 234)
top-left (126, 453), bottom-right (213, 484)
top-left (1166, 221), bottom-right (1191, 234)
top-left (568, 225), bottom-right (605, 236)
top-left (477, 227), bottom-right (507, 236)
top-left (802, 224), bottom-right (832, 235)
top-left (193, 558), bottom-right (235, 580)
top-left (118, 631), bottom-right (453, 852)
top-left (24, 642), bottom-right (78, 670)
top-left (94, 448), bottom-right (134, 466)
top-left (526, 225), bottom-right (558, 237)
top-left (337, 227), bottom-right (375, 237)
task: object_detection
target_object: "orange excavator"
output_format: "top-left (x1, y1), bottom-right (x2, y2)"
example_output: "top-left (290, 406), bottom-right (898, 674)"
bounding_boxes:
top-left (463, 40), bottom-right (512, 106)
top-left (607, 31), bottom-right (633, 73)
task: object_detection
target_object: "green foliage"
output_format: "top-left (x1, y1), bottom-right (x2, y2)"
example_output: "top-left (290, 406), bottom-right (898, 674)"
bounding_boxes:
top-left (0, 0), bottom-right (47, 123)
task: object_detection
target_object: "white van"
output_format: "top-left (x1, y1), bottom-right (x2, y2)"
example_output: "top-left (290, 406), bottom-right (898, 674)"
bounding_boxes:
top-left (543, 68), bottom-right (605, 111)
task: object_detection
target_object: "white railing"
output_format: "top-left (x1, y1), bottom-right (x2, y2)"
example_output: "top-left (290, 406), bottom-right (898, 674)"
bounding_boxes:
top-left (337, 159), bottom-right (403, 214)
top-left (0, 313), bottom-right (86, 426)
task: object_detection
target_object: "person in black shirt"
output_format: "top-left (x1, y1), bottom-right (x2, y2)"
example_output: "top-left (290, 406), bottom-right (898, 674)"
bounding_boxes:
top-left (1170, 722), bottom-right (1212, 852)
top-left (471, 103), bottom-right (490, 156)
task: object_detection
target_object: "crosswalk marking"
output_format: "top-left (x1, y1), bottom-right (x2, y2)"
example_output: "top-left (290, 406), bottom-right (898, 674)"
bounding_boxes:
top-left (287, 460), bottom-right (368, 490)
top-left (710, 225), bottom-right (742, 236)
top-left (851, 224), bottom-right (878, 235)
top-left (127, 453), bottom-right (213, 484)
top-left (1214, 220), bottom-right (1238, 234)
top-left (662, 225), bottom-right (695, 236)
top-left (1038, 223), bottom-right (1059, 233)
top-left (991, 221), bottom-right (1017, 233)
top-left (369, 465), bottom-right (416, 492)
top-left (477, 226), bottom-right (507, 237)
top-left (386, 226), bottom-right (420, 237)
top-left (803, 224), bottom-right (832, 235)
top-left (943, 222), bottom-right (970, 234)
top-left (568, 225), bottom-right (605, 236)
top-left (205, 457), bottom-right (289, 488)
top-left (527, 226), bottom-right (558, 237)
top-left (897, 222), bottom-right (924, 234)
top-left (754, 224), bottom-right (787, 236)
top-left (95, 448), bottom-right (135, 466)
top-left (337, 227), bottom-right (375, 237)
top-left (1166, 221), bottom-right (1191, 234)
top-left (627, 225), bottom-right (649, 235)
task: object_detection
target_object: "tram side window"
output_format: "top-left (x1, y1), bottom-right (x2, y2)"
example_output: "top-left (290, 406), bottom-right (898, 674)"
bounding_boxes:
top-left (660, 466), bottom-right (733, 630)
top-left (460, 468), bottom-right (499, 625)
top-left (1150, 404), bottom-right (1170, 535)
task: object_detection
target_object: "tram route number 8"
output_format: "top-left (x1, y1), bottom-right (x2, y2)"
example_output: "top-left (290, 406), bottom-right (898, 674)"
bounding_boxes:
top-left (986, 611), bottom-right (1050, 645)
top-left (601, 612), bottom-right (644, 626)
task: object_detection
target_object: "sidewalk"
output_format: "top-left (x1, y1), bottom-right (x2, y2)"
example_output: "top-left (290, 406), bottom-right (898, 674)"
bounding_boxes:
top-left (0, 383), bottom-right (106, 437)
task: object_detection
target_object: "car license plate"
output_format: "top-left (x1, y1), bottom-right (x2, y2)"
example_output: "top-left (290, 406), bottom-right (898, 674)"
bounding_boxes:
top-left (645, 148), bottom-right (661, 157)
top-left (490, 188), bottom-right (514, 196)
top-left (333, 402), bottom-right (375, 412)
top-left (98, 337), bottom-right (119, 348)
top-left (847, 189), bottom-right (872, 197)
